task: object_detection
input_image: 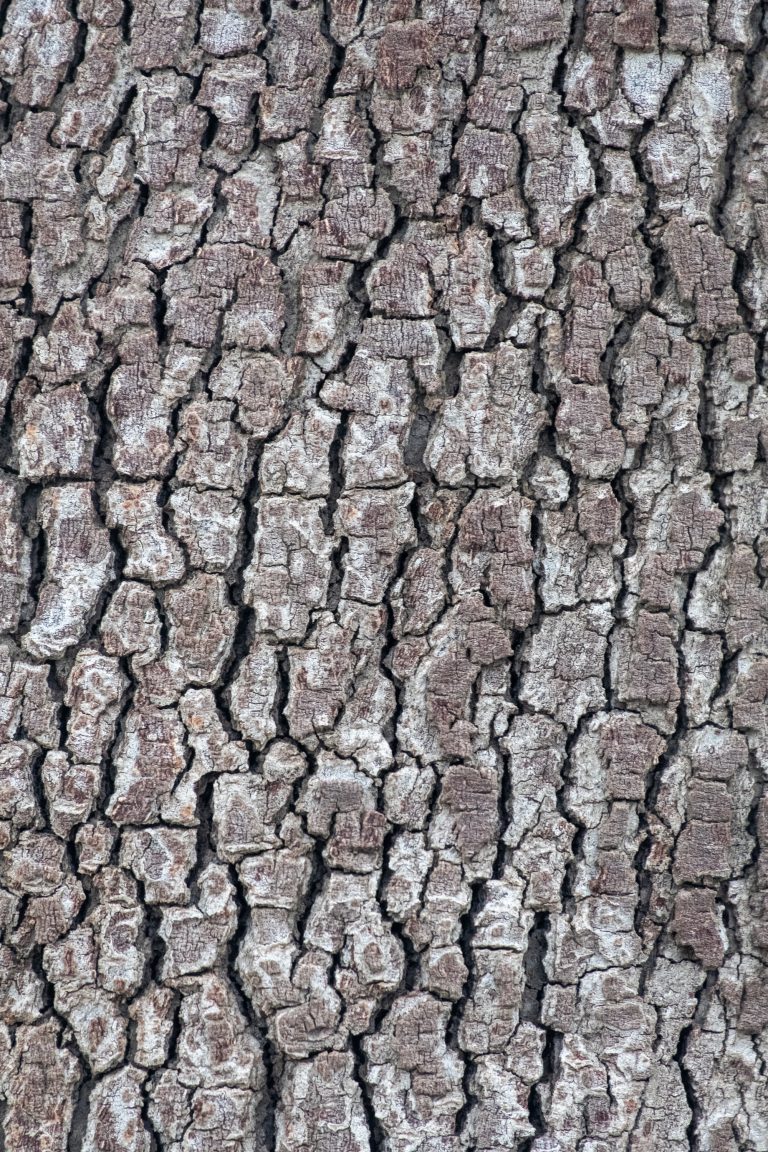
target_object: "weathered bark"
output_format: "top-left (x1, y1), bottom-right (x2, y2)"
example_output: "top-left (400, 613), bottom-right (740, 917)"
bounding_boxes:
top-left (1, 1), bottom-right (767, 1150)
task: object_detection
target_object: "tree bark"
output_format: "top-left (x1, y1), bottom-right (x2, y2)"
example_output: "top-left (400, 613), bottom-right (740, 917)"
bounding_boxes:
top-left (1, 1), bottom-right (767, 1150)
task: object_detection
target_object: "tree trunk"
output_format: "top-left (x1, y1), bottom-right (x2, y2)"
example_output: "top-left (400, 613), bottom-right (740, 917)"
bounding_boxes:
top-left (1, 1), bottom-right (767, 1150)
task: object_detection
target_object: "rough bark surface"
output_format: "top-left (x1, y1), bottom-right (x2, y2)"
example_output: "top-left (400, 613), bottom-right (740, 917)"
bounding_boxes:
top-left (1, 1), bottom-right (768, 1150)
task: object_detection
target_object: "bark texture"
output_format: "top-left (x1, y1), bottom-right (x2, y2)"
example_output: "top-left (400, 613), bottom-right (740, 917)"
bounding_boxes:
top-left (1, 1), bottom-right (768, 1150)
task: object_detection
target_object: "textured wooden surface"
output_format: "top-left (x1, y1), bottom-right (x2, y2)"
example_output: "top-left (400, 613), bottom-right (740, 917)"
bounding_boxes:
top-left (1, 1), bottom-right (768, 1150)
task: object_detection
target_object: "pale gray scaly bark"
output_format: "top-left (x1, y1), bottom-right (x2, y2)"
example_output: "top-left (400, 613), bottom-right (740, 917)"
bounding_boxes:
top-left (0, 1), bottom-right (767, 1150)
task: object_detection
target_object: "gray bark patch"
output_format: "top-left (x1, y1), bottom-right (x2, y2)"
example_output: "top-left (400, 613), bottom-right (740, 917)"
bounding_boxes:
top-left (1, 1), bottom-right (767, 1150)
